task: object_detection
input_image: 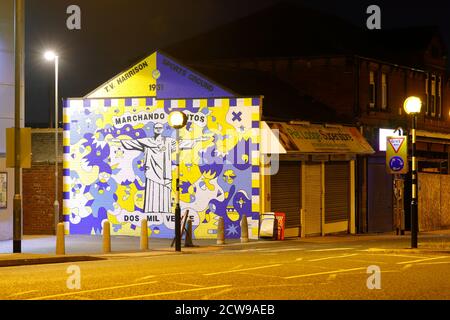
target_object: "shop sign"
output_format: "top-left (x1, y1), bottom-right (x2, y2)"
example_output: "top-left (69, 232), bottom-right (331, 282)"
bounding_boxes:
top-left (86, 52), bottom-right (234, 99)
top-left (273, 123), bottom-right (374, 154)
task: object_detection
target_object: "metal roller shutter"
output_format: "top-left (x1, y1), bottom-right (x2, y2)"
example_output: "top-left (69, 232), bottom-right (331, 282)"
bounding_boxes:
top-left (271, 162), bottom-right (301, 231)
top-left (304, 163), bottom-right (322, 235)
top-left (325, 162), bottom-right (350, 223)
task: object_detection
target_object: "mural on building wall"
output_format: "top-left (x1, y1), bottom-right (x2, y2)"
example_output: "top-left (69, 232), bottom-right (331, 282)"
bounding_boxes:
top-left (63, 97), bottom-right (261, 239)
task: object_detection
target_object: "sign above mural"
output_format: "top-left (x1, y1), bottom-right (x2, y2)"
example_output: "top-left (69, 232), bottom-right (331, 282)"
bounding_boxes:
top-left (269, 123), bottom-right (374, 154)
top-left (86, 52), bottom-right (235, 99)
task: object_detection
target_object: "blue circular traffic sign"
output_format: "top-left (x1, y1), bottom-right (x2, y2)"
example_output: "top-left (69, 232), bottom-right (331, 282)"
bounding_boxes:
top-left (389, 156), bottom-right (405, 172)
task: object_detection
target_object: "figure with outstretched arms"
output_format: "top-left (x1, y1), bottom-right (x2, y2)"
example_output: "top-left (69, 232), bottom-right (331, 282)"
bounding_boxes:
top-left (112, 123), bottom-right (208, 214)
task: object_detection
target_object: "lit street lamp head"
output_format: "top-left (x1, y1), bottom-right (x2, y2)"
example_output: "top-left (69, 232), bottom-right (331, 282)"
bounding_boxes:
top-left (168, 111), bottom-right (188, 129)
top-left (44, 51), bottom-right (57, 61)
top-left (403, 96), bottom-right (422, 115)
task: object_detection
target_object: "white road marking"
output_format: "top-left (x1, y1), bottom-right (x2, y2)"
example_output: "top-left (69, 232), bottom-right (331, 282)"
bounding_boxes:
top-left (308, 253), bottom-right (358, 262)
top-left (112, 284), bottom-right (232, 300)
top-left (167, 282), bottom-right (204, 288)
top-left (264, 248), bottom-right (306, 252)
top-left (134, 275), bottom-right (156, 282)
top-left (417, 261), bottom-right (450, 266)
top-left (327, 274), bottom-right (337, 281)
top-left (396, 256), bottom-right (448, 265)
top-left (230, 264), bottom-right (244, 270)
top-left (8, 290), bottom-right (38, 297)
top-left (283, 267), bottom-right (366, 279)
top-left (201, 288), bottom-right (233, 300)
top-left (401, 264), bottom-right (412, 270)
top-left (212, 247), bottom-right (305, 254)
top-left (295, 258), bottom-right (303, 261)
top-left (238, 271), bottom-right (284, 279)
top-left (345, 258), bottom-right (389, 265)
top-left (28, 281), bottom-right (158, 300)
top-left (309, 248), bottom-right (354, 252)
top-left (134, 272), bottom-right (195, 282)
top-left (372, 253), bottom-right (431, 259)
top-left (204, 264), bottom-right (282, 276)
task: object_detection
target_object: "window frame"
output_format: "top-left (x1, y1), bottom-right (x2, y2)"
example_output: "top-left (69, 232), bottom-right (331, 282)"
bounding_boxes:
top-left (369, 71), bottom-right (376, 109)
top-left (437, 76), bottom-right (442, 118)
top-left (431, 75), bottom-right (436, 117)
top-left (381, 72), bottom-right (388, 110)
top-left (425, 74), bottom-right (429, 116)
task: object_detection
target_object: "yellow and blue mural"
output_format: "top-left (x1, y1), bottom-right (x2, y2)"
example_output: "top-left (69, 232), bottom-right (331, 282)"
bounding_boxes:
top-left (63, 51), bottom-right (261, 239)
top-left (63, 96), bottom-right (261, 239)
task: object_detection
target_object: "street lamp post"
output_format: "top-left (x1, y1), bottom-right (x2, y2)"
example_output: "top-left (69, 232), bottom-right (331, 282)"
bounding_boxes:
top-left (44, 51), bottom-right (60, 231)
top-left (168, 111), bottom-right (188, 252)
top-left (403, 96), bottom-right (422, 249)
top-left (13, 0), bottom-right (25, 253)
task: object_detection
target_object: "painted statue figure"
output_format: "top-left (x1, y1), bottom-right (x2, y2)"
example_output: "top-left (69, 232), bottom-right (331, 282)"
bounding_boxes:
top-left (117, 123), bottom-right (207, 214)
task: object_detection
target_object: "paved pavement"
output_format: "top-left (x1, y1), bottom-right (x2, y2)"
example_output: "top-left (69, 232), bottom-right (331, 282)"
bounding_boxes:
top-left (0, 234), bottom-right (201, 254)
top-left (1, 236), bottom-right (450, 300)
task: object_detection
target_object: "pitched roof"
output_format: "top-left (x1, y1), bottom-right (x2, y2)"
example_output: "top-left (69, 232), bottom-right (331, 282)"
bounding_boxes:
top-left (357, 26), bottom-right (448, 68)
top-left (164, 2), bottom-right (448, 69)
top-left (164, 1), bottom-right (362, 61)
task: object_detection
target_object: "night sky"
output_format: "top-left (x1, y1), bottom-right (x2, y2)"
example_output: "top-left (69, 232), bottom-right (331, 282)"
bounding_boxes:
top-left (25, 0), bottom-right (450, 126)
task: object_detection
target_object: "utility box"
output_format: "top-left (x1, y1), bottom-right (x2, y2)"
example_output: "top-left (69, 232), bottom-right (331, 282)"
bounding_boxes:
top-left (6, 128), bottom-right (32, 168)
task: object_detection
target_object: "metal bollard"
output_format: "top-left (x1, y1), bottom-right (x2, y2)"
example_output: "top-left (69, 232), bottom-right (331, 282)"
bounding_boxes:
top-left (184, 219), bottom-right (195, 247)
top-left (300, 209), bottom-right (305, 238)
top-left (103, 220), bottom-right (111, 253)
top-left (140, 219), bottom-right (148, 251)
top-left (56, 222), bottom-right (65, 255)
top-left (217, 216), bottom-right (225, 245)
top-left (240, 214), bottom-right (249, 243)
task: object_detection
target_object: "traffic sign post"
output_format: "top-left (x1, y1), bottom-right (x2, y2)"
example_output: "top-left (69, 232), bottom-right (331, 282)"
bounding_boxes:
top-left (386, 135), bottom-right (408, 238)
top-left (386, 136), bottom-right (408, 174)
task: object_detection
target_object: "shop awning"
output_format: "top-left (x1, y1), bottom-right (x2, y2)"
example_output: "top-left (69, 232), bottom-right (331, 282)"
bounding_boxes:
top-left (261, 121), bottom-right (287, 154)
top-left (267, 122), bottom-right (375, 154)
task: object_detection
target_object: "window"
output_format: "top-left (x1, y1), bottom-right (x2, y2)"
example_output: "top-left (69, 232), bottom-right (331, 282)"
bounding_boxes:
top-left (369, 71), bottom-right (376, 108)
top-left (424, 73), bottom-right (442, 119)
top-left (381, 73), bottom-right (388, 110)
top-left (425, 74), bottom-right (429, 115)
top-left (431, 45), bottom-right (440, 59)
top-left (431, 75), bottom-right (436, 116)
top-left (437, 76), bottom-right (442, 118)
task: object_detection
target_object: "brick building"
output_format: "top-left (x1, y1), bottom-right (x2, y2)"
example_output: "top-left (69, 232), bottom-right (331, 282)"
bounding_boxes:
top-left (165, 2), bottom-right (450, 233)
top-left (23, 129), bottom-right (63, 235)
top-left (22, 2), bottom-right (450, 236)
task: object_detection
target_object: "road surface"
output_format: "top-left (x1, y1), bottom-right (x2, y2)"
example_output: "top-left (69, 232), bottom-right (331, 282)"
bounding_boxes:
top-left (1, 239), bottom-right (449, 300)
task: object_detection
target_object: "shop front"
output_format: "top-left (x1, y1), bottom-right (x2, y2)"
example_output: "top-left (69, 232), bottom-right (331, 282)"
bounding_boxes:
top-left (265, 122), bottom-right (374, 237)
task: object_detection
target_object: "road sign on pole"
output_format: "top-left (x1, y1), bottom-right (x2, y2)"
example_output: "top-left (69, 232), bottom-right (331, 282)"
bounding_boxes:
top-left (386, 136), bottom-right (408, 174)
